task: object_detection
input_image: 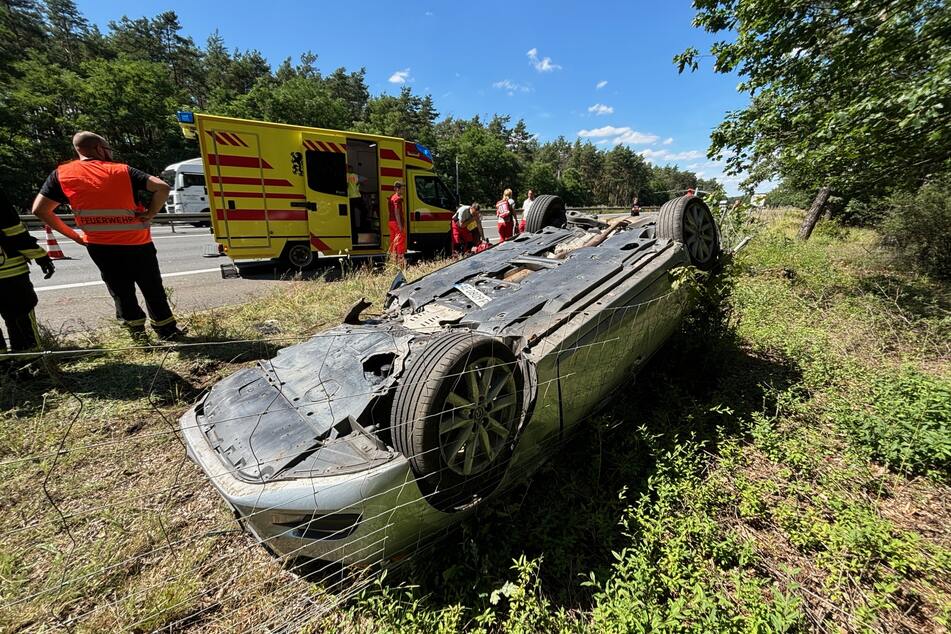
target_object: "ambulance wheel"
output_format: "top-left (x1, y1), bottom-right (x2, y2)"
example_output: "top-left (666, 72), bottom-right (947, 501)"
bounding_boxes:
top-left (391, 332), bottom-right (523, 512)
top-left (656, 195), bottom-right (721, 271)
top-left (524, 195), bottom-right (567, 233)
top-left (284, 243), bottom-right (314, 269)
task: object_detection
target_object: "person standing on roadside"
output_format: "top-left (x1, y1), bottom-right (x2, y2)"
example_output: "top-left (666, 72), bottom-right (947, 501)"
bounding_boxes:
top-left (519, 189), bottom-right (535, 233)
top-left (0, 188), bottom-right (55, 359)
top-left (387, 180), bottom-right (407, 264)
top-left (347, 163), bottom-right (370, 230)
top-left (31, 131), bottom-right (184, 342)
top-left (496, 188), bottom-right (516, 242)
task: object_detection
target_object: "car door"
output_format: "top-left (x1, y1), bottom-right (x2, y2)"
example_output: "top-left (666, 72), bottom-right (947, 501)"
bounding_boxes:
top-left (301, 132), bottom-right (351, 254)
top-left (408, 173), bottom-right (455, 249)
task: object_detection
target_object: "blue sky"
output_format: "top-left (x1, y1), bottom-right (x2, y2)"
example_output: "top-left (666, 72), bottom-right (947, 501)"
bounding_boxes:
top-left (77, 0), bottom-right (751, 193)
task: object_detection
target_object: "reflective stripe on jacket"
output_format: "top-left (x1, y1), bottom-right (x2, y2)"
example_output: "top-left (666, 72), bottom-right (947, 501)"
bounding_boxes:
top-left (57, 160), bottom-right (151, 245)
top-left (0, 203), bottom-right (46, 280)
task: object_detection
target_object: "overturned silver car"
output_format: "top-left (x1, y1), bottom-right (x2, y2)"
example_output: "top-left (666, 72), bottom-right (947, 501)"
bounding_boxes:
top-left (179, 194), bottom-right (722, 566)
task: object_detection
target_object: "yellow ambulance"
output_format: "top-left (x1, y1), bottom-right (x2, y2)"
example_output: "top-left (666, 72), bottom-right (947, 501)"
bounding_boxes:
top-left (176, 112), bottom-right (456, 266)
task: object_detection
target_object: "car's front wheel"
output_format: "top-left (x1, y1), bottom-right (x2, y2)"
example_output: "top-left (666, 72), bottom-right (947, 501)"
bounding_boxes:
top-left (523, 194), bottom-right (567, 233)
top-left (390, 332), bottom-right (523, 512)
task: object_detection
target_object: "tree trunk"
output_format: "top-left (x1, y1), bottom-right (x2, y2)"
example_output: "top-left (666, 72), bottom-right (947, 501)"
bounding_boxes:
top-left (797, 186), bottom-right (832, 241)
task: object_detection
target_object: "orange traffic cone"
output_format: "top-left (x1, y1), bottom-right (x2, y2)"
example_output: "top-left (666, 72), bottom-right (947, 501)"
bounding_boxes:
top-left (44, 225), bottom-right (66, 260)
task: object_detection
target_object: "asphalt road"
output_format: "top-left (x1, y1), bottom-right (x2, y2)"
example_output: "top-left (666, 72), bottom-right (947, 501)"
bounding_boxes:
top-left (29, 219), bottom-right (505, 335)
top-left (30, 225), bottom-right (274, 335)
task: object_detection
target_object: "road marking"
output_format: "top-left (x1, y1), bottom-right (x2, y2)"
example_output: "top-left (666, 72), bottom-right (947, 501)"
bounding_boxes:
top-left (30, 232), bottom-right (210, 241)
top-left (151, 234), bottom-right (213, 240)
top-left (35, 267), bottom-right (223, 292)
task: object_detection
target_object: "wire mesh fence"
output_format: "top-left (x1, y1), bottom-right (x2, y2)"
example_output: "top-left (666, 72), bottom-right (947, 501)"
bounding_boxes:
top-left (0, 272), bottom-right (693, 632)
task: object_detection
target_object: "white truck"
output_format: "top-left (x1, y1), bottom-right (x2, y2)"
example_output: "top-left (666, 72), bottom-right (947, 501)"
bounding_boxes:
top-left (160, 158), bottom-right (209, 221)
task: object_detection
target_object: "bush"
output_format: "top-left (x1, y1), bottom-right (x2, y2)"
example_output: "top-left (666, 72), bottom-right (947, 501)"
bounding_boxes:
top-left (832, 366), bottom-right (951, 481)
top-left (879, 179), bottom-right (951, 279)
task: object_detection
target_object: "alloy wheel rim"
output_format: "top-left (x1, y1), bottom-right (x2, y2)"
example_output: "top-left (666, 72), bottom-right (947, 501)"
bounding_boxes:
top-left (438, 355), bottom-right (518, 477)
top-left (683, 203), bottom-right (716, 263)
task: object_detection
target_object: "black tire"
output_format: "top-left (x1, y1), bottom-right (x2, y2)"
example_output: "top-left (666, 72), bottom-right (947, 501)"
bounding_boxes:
top-left (391, 332), bottom-right (523, 512)
top-left (656, 195), bottom-right (721, 270)
top-left (524, 194), bottom-right (567, 233)
top-left (284, 242), bottom-right (314, 269)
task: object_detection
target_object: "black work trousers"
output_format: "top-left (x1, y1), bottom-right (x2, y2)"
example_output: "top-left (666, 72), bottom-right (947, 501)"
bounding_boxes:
top-left (0, 274), bottom-right (40, 352)
top-left (86, 242), bottom-right (176, 334)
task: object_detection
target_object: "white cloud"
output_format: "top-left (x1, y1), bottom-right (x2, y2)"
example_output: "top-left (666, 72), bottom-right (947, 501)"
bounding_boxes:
top-left (493, 79), bottom-right (532, 96)
top-left (424, 10), bottom-right (434, 16)
top-left (527, 48), bottom-right (561, 72)
top-left (596, 80), bottom-right (608, 89)
top-left (577, 125), bottom-right (658, 145)
top-left (587, 103), bottom-right (614, 116)
top-left (663, 137), bottom-right (674, 145)
top-left (388, 68), bottom-right (411, 84)
top-left (640, 148), bottom-right (705, 161)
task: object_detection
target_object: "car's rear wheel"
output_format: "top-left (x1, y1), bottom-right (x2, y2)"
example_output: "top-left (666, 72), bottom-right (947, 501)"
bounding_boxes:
top-left (656, 195), bottom-right (721, 270)
top-left (524, 194), bottom-right (567, 233)
top-left (391, 332), bottom-right (523, 512)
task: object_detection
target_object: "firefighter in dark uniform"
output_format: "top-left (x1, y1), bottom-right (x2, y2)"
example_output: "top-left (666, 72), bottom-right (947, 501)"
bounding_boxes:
top-left (0, 188), bottom-right (55, 358)
top-left (31, 131), bottom-right (184, 341)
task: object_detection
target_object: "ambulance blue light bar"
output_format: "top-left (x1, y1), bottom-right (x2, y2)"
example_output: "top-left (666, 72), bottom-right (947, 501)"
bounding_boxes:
top-left (176, 111), bottom-right (195, 124)
top-left (415, 143), bottom-right (433, 161)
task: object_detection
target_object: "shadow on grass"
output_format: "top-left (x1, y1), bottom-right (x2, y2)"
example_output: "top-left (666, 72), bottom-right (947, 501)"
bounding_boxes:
top-left (857, 271), bottom-right (951, 324)
top-left (0, 357), bottom-right (199, 416)
top-left (235, 257), bottom-right (386, 282)
top-left (385, 331), bottom-right (803, 612)
top-left (172, 334), bottom-right (280, 366)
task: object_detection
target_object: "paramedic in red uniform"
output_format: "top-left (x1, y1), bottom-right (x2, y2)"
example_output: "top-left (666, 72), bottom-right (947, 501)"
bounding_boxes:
top-left (31, 131), bottom-right (184, 341)
top-left (388, 180), bottom-right (407, 263)
top-left (496, 188), bottom-right (516, 242)
top-left (451, 203), bottom-right (482, 256)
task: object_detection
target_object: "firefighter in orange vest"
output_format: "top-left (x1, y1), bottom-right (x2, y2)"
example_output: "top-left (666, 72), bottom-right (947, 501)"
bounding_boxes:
top-left (31, 131), bottom-right (184, 341)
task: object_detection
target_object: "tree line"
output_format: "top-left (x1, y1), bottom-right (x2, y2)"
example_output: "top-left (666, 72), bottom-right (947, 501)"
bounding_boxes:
top-left (0, 0), bottom-right (718, 213)
top-left (678, 0), bottom-right (950, 277)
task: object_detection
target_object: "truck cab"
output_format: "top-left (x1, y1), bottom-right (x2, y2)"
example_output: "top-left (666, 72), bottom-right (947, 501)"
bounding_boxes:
top-left (160, 158), bottom-right (209, 216)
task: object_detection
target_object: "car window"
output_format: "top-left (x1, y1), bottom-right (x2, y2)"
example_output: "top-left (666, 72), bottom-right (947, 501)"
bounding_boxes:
top-left (414, 174), bottom-right (457, 210)
top-left (182, 173), bottom-right (205, 188)
top-left (306, 149), bottom-right (347, 197)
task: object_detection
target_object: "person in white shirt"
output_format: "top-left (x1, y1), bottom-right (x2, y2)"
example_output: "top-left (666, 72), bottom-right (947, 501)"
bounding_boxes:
top-left (519, 189), bottom-right (535, 233)
top-left (522, 189), bottom-right (535, 216)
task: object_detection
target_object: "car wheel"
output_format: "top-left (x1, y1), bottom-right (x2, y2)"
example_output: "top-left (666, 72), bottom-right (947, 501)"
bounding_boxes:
top-left (285, 243), bottom-right (314, 268)
top-left (656, 195), bottom-right (721, 270)
top-left (391, 332), bottom-right (523, 511)
top-left (524, 195), bottom-right (567, 233)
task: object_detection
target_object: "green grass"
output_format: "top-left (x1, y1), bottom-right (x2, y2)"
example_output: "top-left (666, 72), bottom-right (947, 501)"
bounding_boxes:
top-left (1, 215), bottom-right (949, 632)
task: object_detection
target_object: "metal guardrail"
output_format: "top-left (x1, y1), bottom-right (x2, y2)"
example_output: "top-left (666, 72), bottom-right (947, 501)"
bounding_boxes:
top-left (566, 205), bottom-right (660, 214)
top-left (19, 206), bottom-right (657, 232)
